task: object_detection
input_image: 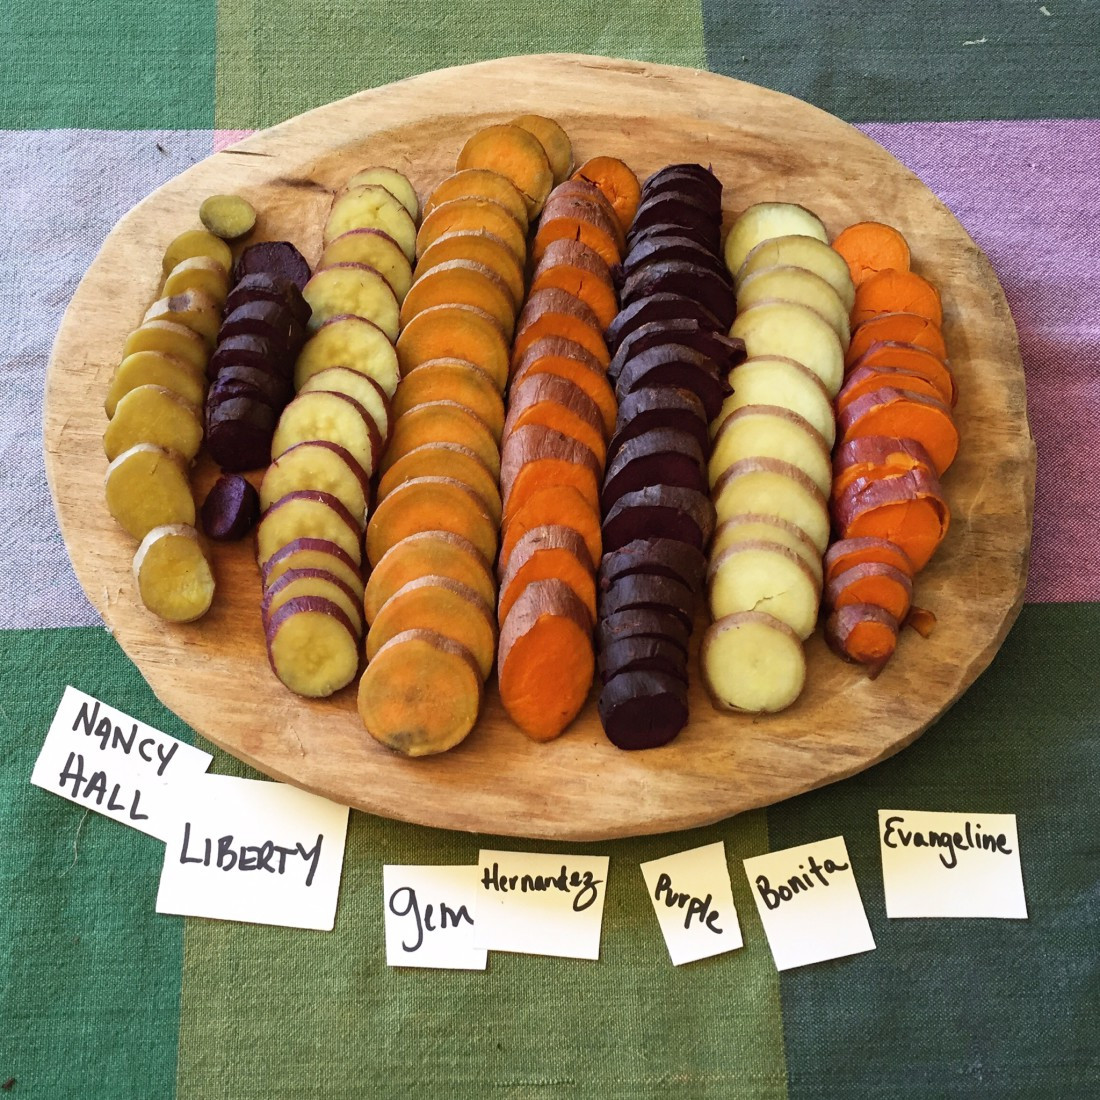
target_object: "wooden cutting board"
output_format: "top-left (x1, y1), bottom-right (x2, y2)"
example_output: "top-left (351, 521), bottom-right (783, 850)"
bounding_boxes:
top-left (42, 55), bottom-right (1034, 841)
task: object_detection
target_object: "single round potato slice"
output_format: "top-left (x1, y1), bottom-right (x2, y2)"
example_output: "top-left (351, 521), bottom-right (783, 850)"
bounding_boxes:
top-left (105, 444), bottom-right (195, 541)
top-left (736, 234), bottom-right (855, 311)
top-left (105, 351), bottom-right (205, 418)
top-left (343, 166), bottom-right (419, 220)
top-left (122, 319), bottom-right (208, 371)
top-left (104, 384), bottom-right (203, 463)
top-left (702, 610), bottom-right (807, 713)
top-left (161, 229), bottom-right (232, 276)
top-left (723, 202), bottom-right (827, 277)
top-left (199, 194), bottom-right (257, 240)
top-left (163, 256), bottom-right (230, 305)
top-left (132, 524), bottom-right (215, 622)
top-left (294, 314), bottom-right (400, 397)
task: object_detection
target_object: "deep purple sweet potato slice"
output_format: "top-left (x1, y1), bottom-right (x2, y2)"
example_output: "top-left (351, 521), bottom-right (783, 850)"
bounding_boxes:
top-left (218, 299), bottom-right (296, 350)
top-left (601, 484), bottom-right (715, 553)
top-left (642, 163), bottom-right (722, 199)
top-left (622, 235), bottom-right (730, 283)
top-left (600, 428), bottom-right (706, 513)
top-left (627, 220), bottom-right (721, 255)
top-left (608, 386), bottom-right (709, 465)
top-left (207, 334), bottom-right (287, 381)
top-left (620, 262), bottom-right (735, 329)
top-left (608, 318), bottom-right (744, 383)
top-left (598, 573), bottom-right (696, 630)
top-left (225, 272), bottom-right (311, 327)
top-left (628, 192), bottom-right (720, 248)
top-left (614, 343), bottom-right (731, 421)
top-left (598, 537), bottom-right (707, 595)
top-left (233, 240), bottom-right (312, 293)
top-left (208, 365), bottom-right (291, 409)
top-left (598, 636), bottom-right (688, 685)
top-left (605, 292), bottom-right (722, 352)
top-left (205, 396), bottom-right (277, 471)
top-left (639, 173), bottom-right (722, 216)
top-left (201, 473), bottom-right (260, 541)
top-left (596, 608), bottom-right (691, 655)
top-left (599, 670), bottom-right (688, 750)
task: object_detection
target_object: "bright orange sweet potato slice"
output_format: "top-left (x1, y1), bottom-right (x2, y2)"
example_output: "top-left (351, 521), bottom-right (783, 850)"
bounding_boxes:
top-left (377, 442), bottom-right (502, 525)
top-left (423, 169), bottom-right (529, 229)
top-left (381, 399), bottom-right (500, 479)
top-left (510, 337), bottom-right (616, 437)
top-left (510, 114), bottom-right (573, 184)
top-left (532, 197), bottom-right (624, 267)
top-left (837, 387), bottom-right (959, 475)
top-left (399, 258), bottom-right (517, 338)
top-left (414, 230), bottom-right (525, 310)
top-left (572, 156), bottom-right (641, 235)
top-left (499, 425), bottom-right (602, 527)
top-left (831, 221), bottom-right (912, 287)
top-left (836, 366), bottom-right (948, 415)
top-left (541, 179), bottom-right (626, 254)
top-left (851, 269), bottom-right (943, 327)
top-left (823, 536), bottom-right (915, 583)
top-left (416, 197), bottom-right (527, 263)
top-left (825, 561), bottom-right (913, 622)
top-left (513, 288), bottom-right (610, 370)
top-left (825, 604), bottom-right (899, 671)
top-left (393, 358), bottom-right (505, 442)
top-left (498, 485), bottom-right (601, 574)
top-left (395, 303), bottom-right (510, 390)
top-left (845, 341), bottom-right (957, 406)
top-left (831, 435), bottom-right (938, 503)
top-left (497, 525), bottom-right (596, 626)
top-left (503, 372), bottom-right (607, 464)
top-left (530, 239), bottom-right (618, 330)
top-left (845, 312), bottom-right (947, 368)
top-left (455, 124), bottom-right (554, 218)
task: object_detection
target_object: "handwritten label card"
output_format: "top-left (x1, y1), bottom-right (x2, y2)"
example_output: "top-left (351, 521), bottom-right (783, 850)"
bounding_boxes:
top-left (382, 866), bottom-right (487, 970)
top-left (744, 836), bottom-right (875, 971)
top-left (156, 774), bottom-right (349, 930)
top-left (474, 850), bottom-right (610, 959)
top-left (31, 686), bottom-right (213, 841)
top-left (640, 842), bottom-right (743, 965)
top-left (879, 809), bottom-right (1027, 919)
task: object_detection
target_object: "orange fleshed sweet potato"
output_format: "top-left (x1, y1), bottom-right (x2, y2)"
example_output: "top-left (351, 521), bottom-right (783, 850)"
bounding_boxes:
top-left (572, 156), bottom-right (641, 235)
top-left (542, 179), bottom-right (626, 254)
top-left (851, 269), bottom-right (943, 327)
top-left (530, 238), bottom-right (618, 330)
top-left (377, 441), bottom-right (502, 525)
top-left (510, 337), bottom-right (617, 437)
top-left (825, 561), bottom-right (913, 622)
top-left (497, 578), bottom-right (595, 740)
top-left (832, 436), bottom-right (938, 502)
top-left (831, 222), bottom-right (911, 287)
top-left (513, 288), bottom-right (610, 370)
top-left (838, 387), bottom-right (959, 475)
top-left (415, 197), bottom-right (527, 264)
top-left (499, 425), bottom-right (602, 525)
top-left (531, 197), bottom-right (624, 267)
top-left (837, 365), bottom-right (949, 415)
top-left (503, 372), bottom-right (608, 464)
top-left (455, 124), bottom-right (554, 217)
top-left (381, 399), bottom-right (501, 479)
top-left (845, 312), bottom-right (947, 368)
top-left (823, 536), bottom-right (915, 583)
top-left (825, 603), bottom-right (899, 673)
top-left (423, 169), bottom-right (529, 229)
top-left (497, 524), bottom-right (596, 625)
top-left (510, 115), bottom-right (573, 184)
top-left (393, 358), bottom-right (505, 442)
top-left (414, 230), bottom-right (525, 310)
top-left (395, 303), bottom-right (510, 390)
top-left (845, 341), bottom-right (957, 405)
top-left (399, 259), bottom-right (517, 338)
top-left (499, 484), bottom-right (601, 574)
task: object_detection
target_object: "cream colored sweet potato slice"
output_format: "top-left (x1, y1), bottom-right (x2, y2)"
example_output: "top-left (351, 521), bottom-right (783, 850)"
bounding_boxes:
top-left (260, 441), bottom-right (370, 528)
top-left (499, 425), bottom-right (602, 525)
top-left (265, 595), bottom-right (361, 698)
top-left (343, 166), bottom-right (419, 220)
top-left (261, 537), bottom-right (364, 598)
top-left (399, 259), bottom-right (517, 338)
top-left (271, 390), bottom-right (381, 478)
top-left (381, 400), bottom-right (500, 479)
top-left (415, 198), bottom-right (527, 263)
top-left (298, 367), bottom-right (393, 446)
top-left (377, 442), bottom-right (502, 525)
top-left (510, 114), bottom-right (573, 184)
top-left (161, 229), bottom-right (232, 277)
top-left (365, 475), bottom-right (496, 567)
top-left (366, 574), bottom-right (497, 680)
top-left (255, 489), bottom-right (363, 569)
top-left (394, 358), bottom-right (505, 442)
top-left (719, 356), bottom-right (835, 448)
top-left (503, 373), bottom-right (607, 464)
top-left (357, 629), bottom-right (484, 757)
top-left (262, 566), bottom-right (365, 638)
top-left (513, 289), bottom-right (610, 370)
top-left (713, 458), bottom-right (830, 553)
top-left (424, 169), bottom-right (529, 229)
top-left (702, 610), bottom-right (806, 714)
top-left (364, 531), bottom-right (496, 625)
top-left (730, 300), bottom-right (845, 396)
top-left (723, 202), bottom-right (828, 277)
top-left (497, 525), bottom-right (596, 626)
top-left (497, 578), bottom-right (595, 740)
top-left (510, 337), bottom-right (616, 437)
top-left (711, 514), bottom-right (823, 585)
top-left (317, 229), bottom-right (413, 303)
top-left (498, 484), bottom-right (601, 573)
top-left (104, 384), bottom-right (203, 463)
top-left (736, 235), bottom-right (855, 311)
top-left (104, 444), bottom-right (195, 541)
top-left (738, 264), bottom-right (850, 347)
top-left (396, 303), bottom-right (510, 390)
top-left (105, 351), bottom-right (205, 418)
top-left (123, 320), bottom-right (208, 372)
top-left (323, 184), bottom-right (416, 259)
top-left (530, 239), bottom-right (618, 330)
top-left (414, 230), bottom-right (525, 310)
top-left (294, 314), bottom-right (400, 396)
top-left (302, 263), bottom-right (400, 339)
top-left (455, 124), bottom-right (553, 218)
top-left (132, 523), bottom-right (215, 622)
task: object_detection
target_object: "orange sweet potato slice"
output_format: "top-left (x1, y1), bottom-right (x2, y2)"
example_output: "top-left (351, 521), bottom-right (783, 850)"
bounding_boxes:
top-left (399, 258), bottom-right (517, 338)
top-left (541, 179), bottom-right (626, 255)
top-left (824, 536), bottom-right (915, 583)
top-left (845, 312), bottom-right (947, 368)
top-left (510, 114), bottom-right (573, 184)
top-left (825, 561), bottom-right (913, 622)
top-left (837, 365), bottom-right (948, 415)
top-left (530, 239), bottom-right (618, 330)
top-left (845, 341), bottom-right (957, 406)
top-left (532, 197), bottom-right (624, 267)
top-left (510, 337), bottom-right (616, 436)
top-left (499, 425), bottom-right (602, 525)
top-left (424, 169), bottom-right (530, 229)
top-left (497, 578), bottom-right (595, 740)
top-left (831, 436), bottom-right (939, 502)
top-left (851, 269), bottom-right (943, 327)
top-left (455, 124), bottom-right (554, 218)
top-left (831, 221), bottom-right (911, 287)
top-left (499, 484), bottom-right (601, 573)
top-left (572, 156), bottom-right (641, 235)
top-left (377, 442), bottom-right (503, 526)
top-left (513, 288), bottom-right (610, 370)
top-left (414, 230), bottom-right (525, 310)
top-left (837, 387), bottom-right (959, 475)
top-left (415, 197), bottom-right (527, 263)
top-left (381, 399), bottom-right (501, 479)
top-left (395, 303), bottom-right (510, 390)
top-left (394, 358), bottom-right (505, 442)
top-left (503, 372), bottom-right (608, 464)
top-left (497, 525), bottom-right (596, 626)
top-left (825, 603), bottom-right (899, 672)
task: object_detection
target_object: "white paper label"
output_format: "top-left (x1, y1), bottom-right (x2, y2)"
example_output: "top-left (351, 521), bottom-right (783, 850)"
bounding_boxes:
top-left (640, 841), bottom-right (743, 965)
top-left (156, 774), bottom-right (349, 930)
top-left (31, 686), bottom-right (213, 841)
top-left (879, 809), bottom-right (1027, 919)
top-left (382, 865), bottom-right (487, 969)
top-left (743, 836), bottom-right (875, 971)
top-left (474, 850), bottom-right (610, 960)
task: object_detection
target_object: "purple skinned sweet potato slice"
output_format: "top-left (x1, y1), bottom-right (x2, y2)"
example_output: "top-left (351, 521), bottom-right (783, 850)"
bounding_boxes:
top-left (602, 484), bottom-right (715, 554)
top-left (207, 365), bottom-right (291, 409)
top-left (628, 192), bottom-right (721, 248)
top-left (605, 292), bottom-right (722, 352)
top-left (233, 240), bottom-right (312, 293)
top-left (622, 235), bottom-right (731, 284)
top-left (598, 573), bottom-right (696, 631)
top-left (600, 428), bottom-right (706, 514)
top-left (599, 670), bottom-right (688, 750)
top-left (597, 636), bottom-right (688, 685)
top-left (620, 262), bottom-right (735, 329)
top-left (205, 397), bottom-right (277, 472)
top-left (642, 163), bottom-right (722, 198)
top-left (225, 272), bottom-right (311, 327)
top-left (627, 220), bottom-right (721, 256)
top-left (598, 537), bottom-right (707, 595)
top-left (208, 334), bottom-right (287, 381)
top-left (200, 473), bottom-right (260, 541)
top-left (218, 299), bottom-right (296, 351)
top-left (608, 318), bottom-right (744, 383)
top-left (596, 607), bottom-right (691, 655)
top-left (614, 343), bottom-right (731, 421)
top-left (608, 386), bottom-right (709, 465)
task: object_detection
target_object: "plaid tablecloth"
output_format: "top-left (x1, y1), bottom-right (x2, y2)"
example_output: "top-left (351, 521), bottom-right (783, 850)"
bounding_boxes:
top-left (2, 2), bottom-right (1099, 1097)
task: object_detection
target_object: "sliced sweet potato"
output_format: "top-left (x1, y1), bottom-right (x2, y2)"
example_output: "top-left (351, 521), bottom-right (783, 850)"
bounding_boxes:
top-left (163, 256), bottom-right (230, 305)
top-left (825, 562), bottom-right (913, 622)
top-left (324, 184), bottom-right (416, 259)
top-left (208, 364), bottom-right (290, 410)
top-left (132, 524), bottom-right (215, 622)
top-left (613, 343), bottom-right (730, 422)
top-left (502, 373), bottom-right (607, 464)
top-left (104, 384), bottom-right (203, 463)
top-left (712, 458), bottom-right (829, 552)
top-left (532, 198), bottom-right (623, 267)
top-left (702, 611), bottom-right (806, 713)
top-left (845, 313), bottom-right (947, 368)
top-left (498, 578), bottom-right (594, 740)
top-left (218, 299), bottom-right (299, 353)
top-left (622, 235), bottom-right (730, 286)
top-left (260, 440), bottom-right (370, 528)
top-left (318, 228), bottom-right (413, 303)
top-left (201, 474), bottom-right (260, 541)
top-left (825, 603), bottom-right (899, 673)
top-left (608, 318), bottom-right (744, 384)
top-left (596, 608), bottom-right (690, 656)
top-left (851, 268), bottom-right (943, 327)
top-left (845, 341), bottom-right (957, 406)
top-left (143, 288), bottom-right (221, 348)
top-left (831, 435), bottom-right (938, 502)
top-left (837, 366), bottom-right (946, 417)
top-left (210, 335), bottom-right (286, 384)
top-left (838, 387), bottom-right (959, 475)
top-left (415, 197), bottom-right (526, 263)
top-left (597, 538), bottom-right (707, 595)
top-left (293, 314), bottom-right (400, 396)
top-left (262, 567), bottom-right (364, 638)
top-left (365, 475), bottom-right (496, 567)
top-left (832, 221), bottom-right (912, 287)
top-left (414, 230), bottom-right (526, 311)
top-left (530, 239), bottom-right (618, 330)
top-left (105, 351), bottom-right (205, 418)
top-left (510, 115), bottom-right (573, 184)
top-left (104, 444), bottom-right (195, 541)
top-left (123, 319), bottom-right (208, 372)
top-left (608, 386), bottom-right (708, 465)
top-left (599, 671), bottom-right (688, 750)
top-left (598, 637), bottom-right (687, 686)
top-left (298, 366), bottom-right (392, 445)
top-left (377, 442), bottom-right (502, 526)
top-left (601, 428), bottom-right (706, 514)
top-left (497, 524), bottom-right (596, 626)
top-left (719, 356), bottom-right (834, 447)
top-left (424, 169), bottom-right (529, 229)
top-left (736, 235), bottom-right (855, 311)
top-left (265, 595), bottom-right (360, 697)
top-left (399, 259), bottom-right (516, 338)
top-left (456, 124), bottom-right (554, 217)
top-left (723, 202), bottom-right (827, 276)
top-left (601, 485), bottom-right (715, 554)
top-left (255, 489), bottom-right (362, 568)
top-left (628, 193), bottom-right (720, 252)
top-left (498, 485), bottom-right (601, 573)
top-left (271, 390), bottom-right (381, 478)
top-left (232, 241), bottom-right (311, 293)
top-left (499, 425), bottom-right (602, 523)
top-left (711, 514), bottom-right (823, 585)
top-left (205, 397), bottom-right (277, 472)
top-left (366, 575), bottom-right (497, 680)
top-left (161, 229), bottom-right (233, 277)
top-left (394, 358), bottom-right (505, 442)
top-left (513, 288), bottom-right (609, 370)
top-left (824, 536), bottom-right (914, 583)
top-left (342, 166), bottom-right (419, 220)
top-left (381, 400), bottom-right (500, 479)
top-left (642, 164), bottom-right (721, 205)
top-left (396, 303), bottom-right (510, 390)
top-left (301, 263), bottom-right (399, 339)
top-left (630, 218), bottom-right (718, 255)
top-left (598, 573), bottom-right (696, 631)
top-left (357, 629), bottom-right (484, 756)
top-left (224, 272), bottom-right (310, 327)
top-left (730, 300), bottom-right (844, 396)
top-left (738, 264), bottom-right (850, 346)
top-left (261, 537), bottom-right (363, 598)
top-left (620, 262), bottom-right (734, 331)
top-left (572, 156), bottom-right (640, 234)
top-left (364, 531), bottom-right (495, 625)
top-left (605, 293), bottom-right (722, 354)
top-left (542, 179), bottom-right (626, 254)
top-left (510, 338), bottom-right (616, 437)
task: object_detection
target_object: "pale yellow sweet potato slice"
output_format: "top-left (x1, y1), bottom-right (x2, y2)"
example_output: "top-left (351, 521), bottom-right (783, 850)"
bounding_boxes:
top-left (730, 300), bottom-right (844, 396)
top-left (510, 114), bottom-right (573, 185)
top-left (199, 194), bottom-right (257, 240)
top-left (162, 256), bottom-right (230, 305)
top-left (104, 351), bottom-right (205, 418)
top-left (723, 202), bottom-right (828, 276)
top-left (317, 229), bottom-right (413, 303)
top-left (456, 124), bottom-right (554, 218)
top-left (261, 538), bottom-right (364, 599)
top-left (363, 531), bottom-right (496, 625)
top-left (302, 263), bottom-right (399, 339)
top-left (122, 320), bottom-right (208, 372)
top-left (298, 367), bottom-right (392, 445)
top-left (415, 197), bottom-right (527, 264)
top-left (103, 384), bottom-right (203, 463)
top-left (366, 574), bottom-right (497, 680)
top-left (395, 303), bottom-right (510, 390)
top-left (738, 265), bottom-right (849, 347)
top-left (343, 166), bottom-right (419, 220)
top-left (323, 184), bottom-right (417, 259)
top-left (161, 229), bottom-right (232, 277)
top-left (294, 315), bottom-right (400, 396)
top-left (132, 524), bottom-right (215, 622)
top-left (424, 169), bottom-right (529, 230)
top-left (357, 629), bottom-right (484, 756)
top-left (718, 356), bottom-right (836, 447)
top-left (255, 489), bottom-right (362, 568)
top-left (399, 259), bottom-right (516, 338)
top-left (365, 476), bottom-right (496, 567)
top-left (702, 610), bottom-right (806, 713)
top-left (260, 441), bottom-right (370, 529)
top-left (143, 288), bottom-right (221, 348)
top-left (736, 234), bottom-right (855, 310)
top-left (262, 567), bottom-right (364, 638)
top-left (711, 513), bottom-right (823, 585)
top-left (376, 442), bottom-right (502, 525)
top-left (265, 595), bottom-right (360, 697)
top-left (105, 444), bottom-right (195, 541)
top-left (414, 230), bottom-right (525, 309)
top-left (380, 400), bottom-right (500, 479)
top-left (271, 390), bottom-right (381, 478)
top-left (394, 358), bottom-right (505, 442)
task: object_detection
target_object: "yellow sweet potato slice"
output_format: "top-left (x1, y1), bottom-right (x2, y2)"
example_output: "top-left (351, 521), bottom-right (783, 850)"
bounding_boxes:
top-left (143, 288), bottom-right (221, 348)
top-left (103, 384), bottom-right (203, 462)
top-left (377, 442), bottom-right (502, 526)
top-left (736, 234), bottom-right (855, 310)
top-left (380, 400), bottom-right (500, 479)
top-left (265, 595), bottom-right (360, 698)
top-left (298, 367), bottom-right (392, 445)
top-left (399, 259), bottom-right (516, 338)
top-left (105, 351), bottom-right (205, 418)
top-left (323, 184), bottom-right (416, 259)
top-left (415, 197), bottom-right (527, 263)
top-left (343, 166), bottom-right (419, 220)
top-left (122, 320), bottom-right (208, 372)
top-left (294, 315), bottom-right (400, 396)
top-left (723, 202), bottom-right (828, 277)
top-left (132, 524), bottom-right (215, 622)
top-left (262, 567), bottom-right (364, 638)
top-left (260, 440), bottom-right (370, 529)
top-left (738, 265), bottom-right (850, 347)
top-left (364, 531), bottom-right (496, 625)
top-left (702, 611), bottom-right (806, 714)
top-left (424, 169), bottom-right (529, 230)
top-left (161, 229), bottom-right (232, 277)
top-left (510, 114), bottom-right (573, 185)
top-left (395, 304), bottom-right (510, 390)
top-left (366, 575), bottom-right (497, 680)
top-left (730, 300), bottom-right (844, 397)
top-left (256, 489), bottom-right (362, 568)
top-left (414, 230), bottom-right (525, 310)
top-left (199, 194), bottom-right (257, 240)
top-left (318, 229), bottom-right (413, 303)
top-left (357, 629), bottom-right (484, 756)
top-left (162, 256), bottom-right (230, 305)
top-left (302, 263), bottom-right (399, 339)
top-left (456, 124), bottom-right (553, 217)
top-left (271, 390), bottom-right (381, 477)
top-left (393, 358), bottom-right (505, 443)
top-left (261, 538), bottom-right (364, 598)
top-left (365, 476), bottom-right (496, 567)
top-left (105, 444), bottom-right (195, 541)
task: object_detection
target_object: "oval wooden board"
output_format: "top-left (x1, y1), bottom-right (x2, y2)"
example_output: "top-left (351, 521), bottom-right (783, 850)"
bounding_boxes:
top-left (43, 55), bottom-right (1034, 841)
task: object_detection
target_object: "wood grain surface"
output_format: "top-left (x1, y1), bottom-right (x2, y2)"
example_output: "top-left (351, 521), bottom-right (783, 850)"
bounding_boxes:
top-left (42, 55), bottom-right (1035, 840)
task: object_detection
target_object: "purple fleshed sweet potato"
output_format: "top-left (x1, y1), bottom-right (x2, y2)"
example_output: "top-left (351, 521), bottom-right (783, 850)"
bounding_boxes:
top-left (627, 220), bottom-right (720, 255)
top-left (605, 292), bottom-right (722, 352)
top-left (205, 396), bottom-right (277, 472)
top-left (597, 572), bottom-right (696, 630)
top-left (642, 163), bottom-right (722, 199)
top-left (601, 484), bottom-right (715, 554)
top-left (622, 235), bottom-right (731, 284)
top-left (596, 608), bottom-right (691, 655)
top-left (225, 272), bottom-right (311, 327)
top-left (201, 473), bottom-right (260, 541)
top-left (598, 636), bottom-right (688, 685)
top-left (614, 343), bottom-right (731, 422)
top-left (608, 318), bottom-right (745, 383)
top-left (207, 334), bottom-right (287, 381)
top-left (598, 537), bottom-right (707, 595)
top-left (218, 299), bottom-right (296, 350)
top-left (207, 365), bottom-right (291, 409)
top-left (628, 192), bottom-right (721, 250)
top-left (599, 670), bottom-right (688, 750)
top-left (608, 387), bottom-right (709, 465)
top-left (620, 262), bottom-right (735, 329)
top-left (233, 240), bottom-right (312, 293)
top-left (600, 428), bottom-right (706, 514)
top-left (639, 174), bottom-right (722, 217)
